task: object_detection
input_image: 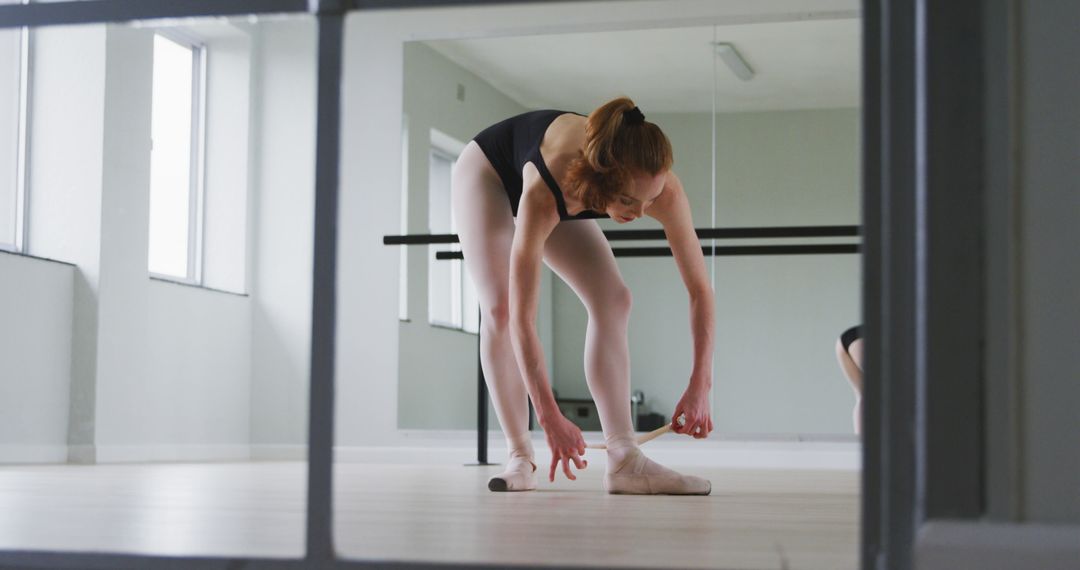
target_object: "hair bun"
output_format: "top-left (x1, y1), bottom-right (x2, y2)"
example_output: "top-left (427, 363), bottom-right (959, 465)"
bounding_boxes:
top-left (623, 106), bottom-right (646, 125)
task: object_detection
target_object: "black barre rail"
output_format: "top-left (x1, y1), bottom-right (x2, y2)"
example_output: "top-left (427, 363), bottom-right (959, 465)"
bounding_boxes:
top-left (383, 224), bottom-right (861, 245)
top-left (435, 243), bottom-right (859, 260)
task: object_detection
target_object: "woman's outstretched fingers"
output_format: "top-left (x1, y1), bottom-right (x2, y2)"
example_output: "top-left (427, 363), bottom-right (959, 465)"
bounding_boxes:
top-left (572, 454), bottom-right (587, 470)
top-left (561, 457), bottom-right (576, 480)
top-left (549, 457), bottom-right (558, 482)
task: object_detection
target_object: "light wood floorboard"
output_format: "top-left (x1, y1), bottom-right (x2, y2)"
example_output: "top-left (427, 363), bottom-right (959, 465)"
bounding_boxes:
top-left (0, 462), bottom-right (858, 569)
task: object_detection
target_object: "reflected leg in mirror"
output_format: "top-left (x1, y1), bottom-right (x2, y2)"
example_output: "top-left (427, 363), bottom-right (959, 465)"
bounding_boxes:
top-left (544, 219), bottom-right (710, 495)
top-left (452, 141), bottom-right (536, 492)
top-left (835, 326), bottom-right (864, 435)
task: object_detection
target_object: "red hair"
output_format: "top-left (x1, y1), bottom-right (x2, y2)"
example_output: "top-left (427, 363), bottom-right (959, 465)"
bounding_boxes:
top-left (565, 97), bottom-right (673, 211)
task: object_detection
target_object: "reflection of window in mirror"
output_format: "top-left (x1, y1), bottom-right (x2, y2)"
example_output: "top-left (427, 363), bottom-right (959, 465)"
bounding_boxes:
top-left (427, 128), bottom-right (479, 334)
top-left (0, 22), bottom-right (28, 253)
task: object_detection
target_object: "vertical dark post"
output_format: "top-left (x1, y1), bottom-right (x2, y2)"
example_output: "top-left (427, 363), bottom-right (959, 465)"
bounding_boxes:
top-left (861, 3), bottom-right (884, 568)
top-left (477, 308), bottom-right (489, 464)
top-left (921, 0), bottom-right (985, 521)
top-left (863, 0), bottom-right (920, 568)
top-left (306, 1), bottom-right (344, 562)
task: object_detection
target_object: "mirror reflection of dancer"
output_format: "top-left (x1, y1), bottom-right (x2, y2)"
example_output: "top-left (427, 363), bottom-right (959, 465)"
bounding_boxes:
top-left (835, 325), bottom-right (864, 435)
top-left (453, 97), bottom-right (713, 494)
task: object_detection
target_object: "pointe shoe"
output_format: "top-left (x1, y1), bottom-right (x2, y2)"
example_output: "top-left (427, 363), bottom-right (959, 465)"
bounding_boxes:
top-left (488, 458), bottom-right (537, 492)
top-left (603, 448), bottom-right (711, 495)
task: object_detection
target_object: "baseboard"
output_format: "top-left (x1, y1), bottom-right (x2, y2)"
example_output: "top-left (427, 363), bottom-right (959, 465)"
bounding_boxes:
top-left (0, 444), bottom-right (69, 464)
top-left (94, 444), bottom-right (251, 463)
top-left (917, 520), bottom-right (1080, 570)
top-left (67, 444), bottom-right (96, 464)
top-left (249, 444), bottom-right (306, 461)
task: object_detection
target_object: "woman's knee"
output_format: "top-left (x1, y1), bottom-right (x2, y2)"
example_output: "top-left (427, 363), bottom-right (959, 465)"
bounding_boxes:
top-left (587, 283), bottom-right (632, 320)
top-left (480, 300), bottom-right (511, 332)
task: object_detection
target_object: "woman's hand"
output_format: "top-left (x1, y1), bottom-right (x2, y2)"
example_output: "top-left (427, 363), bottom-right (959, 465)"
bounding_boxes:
top-left (540, 413), bottom-right (588, 482)
top-left (672, 384), bottom-right (713, 439)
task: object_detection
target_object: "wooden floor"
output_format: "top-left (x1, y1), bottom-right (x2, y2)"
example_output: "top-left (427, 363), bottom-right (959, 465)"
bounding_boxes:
top-left (0, 461), bottom-right (858, 569)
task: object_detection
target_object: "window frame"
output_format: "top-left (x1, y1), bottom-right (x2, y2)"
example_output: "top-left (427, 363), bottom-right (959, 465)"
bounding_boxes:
top-left (426, 144), bottom-right (461, 331)
top-left (147, 28), bottom-right (208, 285)
top-left (425, 128), bottom-right (477, 335)
top-left (1, 10), bottom-right (31, 254)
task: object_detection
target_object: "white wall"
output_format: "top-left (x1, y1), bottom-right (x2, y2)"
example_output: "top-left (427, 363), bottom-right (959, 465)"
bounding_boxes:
top-left (248, 19), bottom-right (316, 452)
top-left (0, 252), bottom-right (73, 463)
top-left (93, 26), bottom-right (253, 461)
top-left (336, 0), bottom-right (859, 448)
top-left (200, 26), bottom-right (253, 294)
top-left (7, 23), bottom-right (254, 462)
top-left (26, 24), bottom-right (108, 461)
top-left (396, 42), bottom-right (534, 430)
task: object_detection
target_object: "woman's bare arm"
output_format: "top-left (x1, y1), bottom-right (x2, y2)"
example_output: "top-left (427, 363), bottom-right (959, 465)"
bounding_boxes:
top-left (508, 180), bottom-right (561, 421)
top-left (647, 172), bottom-right (716, 437)
top-left (648, 172), bottom-right (715, 387)
top-left (511, 173), bottom-right (589, 480)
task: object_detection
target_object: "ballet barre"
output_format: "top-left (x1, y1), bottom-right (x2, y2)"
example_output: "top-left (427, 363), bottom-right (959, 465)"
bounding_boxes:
top-left (383, 224), bottom-right (860, 245)
top-left (436, 243), bottom-right (859, 260)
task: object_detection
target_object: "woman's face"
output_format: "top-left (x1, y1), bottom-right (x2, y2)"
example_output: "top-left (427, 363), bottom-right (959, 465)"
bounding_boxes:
top-left (606, 171), bottom-right (667, 223)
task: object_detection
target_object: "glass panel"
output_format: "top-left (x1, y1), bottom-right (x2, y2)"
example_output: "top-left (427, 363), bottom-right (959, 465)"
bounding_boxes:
top-left (0, 13), bottom-right (316, 560)
top-left (390, 18), bottom-right (862, 437)
top-left (345, 3), bottom-right (860, 568)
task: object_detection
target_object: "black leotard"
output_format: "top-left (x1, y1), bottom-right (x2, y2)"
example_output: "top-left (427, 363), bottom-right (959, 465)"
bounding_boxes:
top-left (840, 325), bottom-right (863, 354)
top-left (472, 110), bottom-right (609, 221)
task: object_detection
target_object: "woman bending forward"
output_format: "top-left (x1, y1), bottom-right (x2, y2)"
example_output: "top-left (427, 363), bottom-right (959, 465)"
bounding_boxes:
top-left (453, 97), bottom-right (714, 494)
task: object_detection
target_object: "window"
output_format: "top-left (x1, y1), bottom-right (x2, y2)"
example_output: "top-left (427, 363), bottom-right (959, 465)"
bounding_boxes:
top-left (0, 9), bottom-right (29, 253)
top-left (147, 32), bottom-right (206, 282)
top-left (427, 130), bottom-right (478, 334)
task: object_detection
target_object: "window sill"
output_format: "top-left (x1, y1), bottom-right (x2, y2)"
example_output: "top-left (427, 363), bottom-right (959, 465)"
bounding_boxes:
top-left (0, 248), bottom-right (77, 268)
top-left (428, 321), bottom-right (479, 336)
top-left (149, 275), bottom-right (248, 297)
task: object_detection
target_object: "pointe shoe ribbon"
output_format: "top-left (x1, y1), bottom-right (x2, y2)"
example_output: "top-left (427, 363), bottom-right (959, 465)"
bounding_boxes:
top-left (585, 424), bottom-right (672, 450)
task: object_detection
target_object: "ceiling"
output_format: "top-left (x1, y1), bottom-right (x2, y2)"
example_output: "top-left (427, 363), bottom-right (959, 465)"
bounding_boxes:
top-left (424, 18), bottom-right (860, 114)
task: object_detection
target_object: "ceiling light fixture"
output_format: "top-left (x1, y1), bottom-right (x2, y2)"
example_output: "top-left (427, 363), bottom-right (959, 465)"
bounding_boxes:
top-left (713, 42), bottom-right (755, 81)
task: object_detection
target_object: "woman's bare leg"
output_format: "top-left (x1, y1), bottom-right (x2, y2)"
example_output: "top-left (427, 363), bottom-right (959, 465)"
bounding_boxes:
top-left (835, 337), bottom-right (864, 435)
top-left (542, 220), bottom-right (634, 451)
top-left (543, 220), bottom-right (710, 494)
top-left (452, 142), bottom-right (534, 490)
